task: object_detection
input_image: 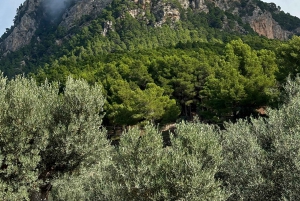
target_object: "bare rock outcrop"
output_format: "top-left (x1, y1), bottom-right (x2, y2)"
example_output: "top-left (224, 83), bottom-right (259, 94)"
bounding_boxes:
top-left (59, 0), bottom-right (112, 30)
top-left (178, 0), bottom-right (208, 11)
top-left (0, 0), bottom-right (42, 53)
top-left (244, 7), bottom-right (291, 40)
top-left (0, 0), bottom-right (112, 55)
top-left (153, 2), bottom-right (181, 27)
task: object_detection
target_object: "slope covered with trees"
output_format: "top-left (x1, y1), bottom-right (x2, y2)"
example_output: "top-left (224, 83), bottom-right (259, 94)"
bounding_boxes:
top-left (0, 0), bottom-right (286, 76)
top-left (2, 0), bottom-right (297, 125)
top-left (31, 36), bottom-right (290, 125)
top-left (1, 0), bottom-right (300, 200)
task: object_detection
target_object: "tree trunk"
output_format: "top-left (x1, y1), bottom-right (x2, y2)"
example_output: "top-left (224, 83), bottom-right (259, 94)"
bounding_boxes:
top-left (30, 183), bottom-right (52, 201)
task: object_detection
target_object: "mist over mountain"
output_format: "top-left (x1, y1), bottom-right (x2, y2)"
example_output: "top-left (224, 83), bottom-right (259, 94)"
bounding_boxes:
top-left (42, 0), bottom-right (71, 19)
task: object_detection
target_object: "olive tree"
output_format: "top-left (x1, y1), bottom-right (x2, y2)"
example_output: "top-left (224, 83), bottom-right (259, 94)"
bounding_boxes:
top-left (0, 74), bottom-right (110, 200)
top-left (105, 123), bottom-right (228, 200)
top-left (221, 76), bottom-right (300, 200)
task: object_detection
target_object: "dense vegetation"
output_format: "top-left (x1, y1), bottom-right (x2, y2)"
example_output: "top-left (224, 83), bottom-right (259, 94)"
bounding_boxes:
top-left (0, 0), bottom-right (277, 77)
top-left (0, 75), bottom-right (110, 200)
top-left (2, 0), bottom-right (298, 125)
top-left (2, 74), bottom-right (300, 200)
top-left (1, 0), bottom-right (300, 200)
top-left (31, 36), bottom-right (300, 125)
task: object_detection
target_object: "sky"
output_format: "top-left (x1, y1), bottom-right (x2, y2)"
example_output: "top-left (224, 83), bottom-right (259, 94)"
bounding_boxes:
top-left (0, 0), bottom-right (300, 37)
top-left (0, 0), bottom-right (25, 36)
top-left (264, 0), bottom-right (300, 17)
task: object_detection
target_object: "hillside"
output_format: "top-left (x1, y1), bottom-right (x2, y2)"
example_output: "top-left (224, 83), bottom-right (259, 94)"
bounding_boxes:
top-left (0, 0), bottom-right (299, 125)
top-left (0, 0), bottom-right (300, 68)
top-left (2, 1), bottom-right (300, 200)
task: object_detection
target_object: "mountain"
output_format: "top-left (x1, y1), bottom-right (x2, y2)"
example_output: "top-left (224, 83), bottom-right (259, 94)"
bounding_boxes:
top-left (2, 1), bottom-right (300, 200)
top-left (0, 0), bottom-right (110, 53)
top-left (0, 0), bottom-right (298, 83)
top-left (1, 0), bottom-right (300, 55)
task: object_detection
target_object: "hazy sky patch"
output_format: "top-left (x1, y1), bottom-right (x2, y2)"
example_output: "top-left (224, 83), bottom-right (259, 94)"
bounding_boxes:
top-left (264, 0), bottom-right (300, 17)
top-left (43, 0), bottom-right (72, 18)
top-left (0, 0), bottom-right (25, 35)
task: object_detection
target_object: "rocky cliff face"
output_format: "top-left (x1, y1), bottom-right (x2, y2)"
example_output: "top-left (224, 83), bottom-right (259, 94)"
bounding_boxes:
top-left (59, 0), bottom-right (112, 30)
top-left (152, 2), bottom-right (181, 27)
top-left (178, 0), bottom-right (208, 11)
top-left (0, 0), bottom-right (42, 54)
top-left (243, 6), bottom-right (291, 40)
top-left (0, 0), bottom-right (112, 55)
top-left (1, 0), bottom-right (300, 54)
top-left (122, 0), bottom-right (299, 40)
top-left (201, 0), bottom-right (293, 40)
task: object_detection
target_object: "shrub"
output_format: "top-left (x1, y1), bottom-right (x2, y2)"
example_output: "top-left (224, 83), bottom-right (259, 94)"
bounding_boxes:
top-left (0, 74), bottom-right (110, 200)
top-left (107, 122), bottom-right (228, 200)
top-left (221, 76), bottom-right (300, 200)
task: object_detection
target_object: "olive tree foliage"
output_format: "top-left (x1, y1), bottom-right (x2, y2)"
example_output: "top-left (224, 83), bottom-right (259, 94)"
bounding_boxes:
top-left (50, 160), bottom-right (113, 201)
top-left (220, 76), bottom-right (300, 200)
top-left (43, 77), bottom-right (113, 200)
top-left (0, 74), bottom-right (57, 200)
top-left (40, 76), bottom-right (110, 178)
top-left (105, 123), bottom-right (228, 201)
top-left (0, 74), bottom-right (111, 200)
